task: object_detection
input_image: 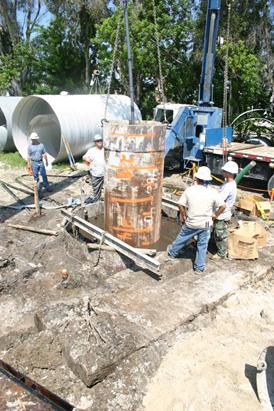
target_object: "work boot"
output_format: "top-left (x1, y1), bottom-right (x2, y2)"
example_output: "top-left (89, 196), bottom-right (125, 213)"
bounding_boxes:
top-left (193, 267), bottom-right (204, 274)
top-left (166, 245), bottom-right (178, 259)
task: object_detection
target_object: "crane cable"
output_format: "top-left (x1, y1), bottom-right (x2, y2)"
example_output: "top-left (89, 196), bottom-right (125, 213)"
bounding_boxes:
top-left (152, 0), bottom-right (167, 122)
top-left (103, 9), bottom-right (123, 122)
top-left (221, 0), bottom-right (232, 163)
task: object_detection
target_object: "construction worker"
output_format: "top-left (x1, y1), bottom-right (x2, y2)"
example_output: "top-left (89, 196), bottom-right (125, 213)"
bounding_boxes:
top-left (27, 132), bottom-right (51, 193)
top-left (83, 134), bottom-right (104, 204)
top-left (167, 166), bottom-right (225, 272)
top-left (211, 160), bottom-right (239, 260)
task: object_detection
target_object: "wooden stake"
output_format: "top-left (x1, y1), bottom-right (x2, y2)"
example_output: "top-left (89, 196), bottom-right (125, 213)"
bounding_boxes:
top-left (33, 181), bottom-right (41, 216)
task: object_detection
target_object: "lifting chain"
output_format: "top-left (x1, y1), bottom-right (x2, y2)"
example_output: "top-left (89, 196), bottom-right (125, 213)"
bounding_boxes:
top-left (152, 0), bottom-right (167, 122)
top-left (222, 0), bottom-right (232, 163)
top-left (103, 10), bottom-right (123, 122)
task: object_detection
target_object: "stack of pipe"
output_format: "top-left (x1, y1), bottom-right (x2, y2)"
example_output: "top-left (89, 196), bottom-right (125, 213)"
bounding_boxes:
top-left (0, 97), bottom-right (22, 151)
top-left (12, 94), bottom-right (142, 163)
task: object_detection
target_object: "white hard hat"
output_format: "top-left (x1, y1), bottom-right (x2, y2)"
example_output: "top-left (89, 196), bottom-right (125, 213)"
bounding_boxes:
top-left (222, 161), bottom-right (238, 175)
top-left (30, 131), bottom-right (39, 140)
top-left (94, 134), bottom-right (103, 141)
top-left (195, 166), bottom-right (212, 181)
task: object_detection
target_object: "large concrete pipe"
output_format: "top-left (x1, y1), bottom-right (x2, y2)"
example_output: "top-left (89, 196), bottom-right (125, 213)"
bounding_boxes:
top-left (0, 97), bottom-right (22, 151)
top-left (12, 95), bottom-right (142, 163)
top-left (104, 120), bottom-right (167, 248)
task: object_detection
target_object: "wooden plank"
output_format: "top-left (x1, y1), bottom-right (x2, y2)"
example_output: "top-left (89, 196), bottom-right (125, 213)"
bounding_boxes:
top-left (7, 224), bottom-right (58, 236)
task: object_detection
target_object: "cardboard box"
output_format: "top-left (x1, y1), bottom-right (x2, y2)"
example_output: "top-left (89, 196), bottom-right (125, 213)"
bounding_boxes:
top-left (237, 221), bottom-right (268, 247)
top-left (228, 230), bottom-right (258, 260)
top-left (228, 221), bottom-right (268, 259)
top-left (237, 194), bottom-right (271, 217)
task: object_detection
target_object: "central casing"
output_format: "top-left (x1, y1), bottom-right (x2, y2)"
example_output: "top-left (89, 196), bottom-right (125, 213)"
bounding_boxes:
top-left (104, 121), bottom-right (166, 248)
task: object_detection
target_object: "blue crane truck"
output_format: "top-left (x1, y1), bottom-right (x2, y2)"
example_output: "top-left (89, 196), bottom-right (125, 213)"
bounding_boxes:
top-left (155, 0), bottom-right (274, 191)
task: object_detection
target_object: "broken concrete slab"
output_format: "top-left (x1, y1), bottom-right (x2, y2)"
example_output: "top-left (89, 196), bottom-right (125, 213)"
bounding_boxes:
top-left (62, 311), bottom-right (150, 387)
top-left (3, 330), bottom-right (63, 372)
top-left (34, 301), bottom-right (78, 332)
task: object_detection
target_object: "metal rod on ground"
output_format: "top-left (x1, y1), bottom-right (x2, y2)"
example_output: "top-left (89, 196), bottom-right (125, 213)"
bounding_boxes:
top-left (61, 210), bottom-right (161, 276)
top-left (123, 0), bottom-right (135, 124)
top-left (0, 181), bottom-right (31, 213)
top-left (7, 224), bottom-right (58, 236)
top-left (0, 180), bottom-right (33, 196)
top-left (33, 181), bottom-right (41, 216)
top-left (0, 359), bottom-right (73, 411)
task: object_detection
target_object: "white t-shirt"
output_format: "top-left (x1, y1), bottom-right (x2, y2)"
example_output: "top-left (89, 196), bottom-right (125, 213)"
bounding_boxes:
top-left (217, 180), bottom-right (237, 221)
top-left (178, 184), bottom-right (224, 229)
top-left (83, 146), bottom-right (105, 177)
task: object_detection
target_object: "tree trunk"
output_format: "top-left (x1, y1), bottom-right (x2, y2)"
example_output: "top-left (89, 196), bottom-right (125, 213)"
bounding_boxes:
top-left (0, 0), bottom-right (19, 46)
top-left (135, 73), bottom-right (142, 105)
top-left (84, 42), bottom-right (90, 90)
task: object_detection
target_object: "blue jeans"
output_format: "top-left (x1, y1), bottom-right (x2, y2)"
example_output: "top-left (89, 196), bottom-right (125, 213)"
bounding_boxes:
top-left (31, 161), bottom-right (49, 191)
top-left (168, 224), bottom-right (211, 270)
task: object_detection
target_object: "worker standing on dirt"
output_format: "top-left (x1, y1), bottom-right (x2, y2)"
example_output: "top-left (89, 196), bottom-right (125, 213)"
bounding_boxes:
top-left (167, 166), bottom-right (225, 273)
top-left (27, 132), bottom-right (51, 194)
top-left (83, 134), bottom-right (104, 204)
top-left (210, 161), bottom-right (239, 260)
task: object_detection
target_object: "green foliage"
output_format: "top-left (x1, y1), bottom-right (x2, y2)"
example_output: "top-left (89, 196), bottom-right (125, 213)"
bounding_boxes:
top-left (0, 152), bottom-right (26, 168)
top-left (52, 161), bottom-right (72, 171)
top-left (0, 0), bottom-right (272, 121)
top-left (192, 0), bottom-right (273, 119)
top-left (94, 0), bottom-right (196, 118)
top-left (29, 17), bottom-right (85, 94)
top-left (0, 42), bottom-right (34, 93)
top-left (213, 40), bottom-right (267, 115)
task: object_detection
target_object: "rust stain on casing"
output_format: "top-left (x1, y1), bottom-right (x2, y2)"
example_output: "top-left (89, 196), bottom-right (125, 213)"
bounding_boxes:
top-left (104, 121), bottom-right (166, 248)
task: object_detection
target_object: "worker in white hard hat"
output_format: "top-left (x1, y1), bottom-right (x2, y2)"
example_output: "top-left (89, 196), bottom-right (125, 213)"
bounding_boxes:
top-left (27, 132), bottom-right (52, 194)
top-left (82, 134), bottom-right (104, 204)
top-left (210, 160), bottom-right (239, 260)
top-left (167, 166), bottom-right (225, 273)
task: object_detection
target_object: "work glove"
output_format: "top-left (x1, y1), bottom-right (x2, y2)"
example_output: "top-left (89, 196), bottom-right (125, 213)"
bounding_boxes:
top-left (27, 165), bottom-right (33, 176)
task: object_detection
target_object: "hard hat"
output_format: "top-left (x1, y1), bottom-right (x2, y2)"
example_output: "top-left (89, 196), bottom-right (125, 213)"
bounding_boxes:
top-left (195, 166), bottom-right (212, 181)
top-left (222, 161), bottom-right (238, 175)
top-left (30, 132), bottom-right (39, 140)
top-left (94, 134), bottom-right (103, 141)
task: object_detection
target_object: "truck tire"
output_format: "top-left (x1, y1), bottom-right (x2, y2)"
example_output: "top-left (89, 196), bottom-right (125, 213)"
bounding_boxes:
top-left (267, 174), bottom-right (274, 192)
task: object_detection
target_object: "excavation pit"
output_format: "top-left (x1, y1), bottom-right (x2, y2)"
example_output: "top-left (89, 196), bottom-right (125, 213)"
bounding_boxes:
top-left (69, 202), bottom-right (181, 253)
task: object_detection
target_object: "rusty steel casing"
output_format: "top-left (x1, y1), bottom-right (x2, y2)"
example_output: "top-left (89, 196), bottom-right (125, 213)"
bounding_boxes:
top-left (104, 120), bottom-right (166, 248)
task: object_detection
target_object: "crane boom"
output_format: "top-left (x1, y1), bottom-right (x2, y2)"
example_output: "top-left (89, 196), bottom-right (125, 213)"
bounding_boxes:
top-left (199, 0), bottom-right (221, 106)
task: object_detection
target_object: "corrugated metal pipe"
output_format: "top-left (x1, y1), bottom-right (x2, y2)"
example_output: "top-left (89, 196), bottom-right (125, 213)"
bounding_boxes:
top-left (12, 94), bottom-right (142, 163)
top-left (0, 97), bottom-right (22, 151)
